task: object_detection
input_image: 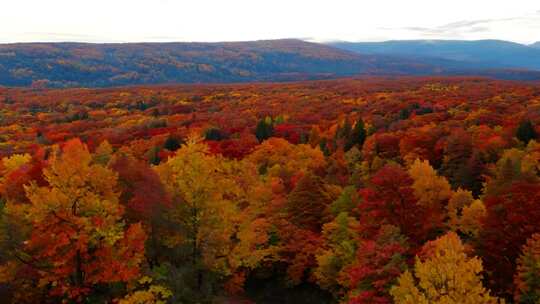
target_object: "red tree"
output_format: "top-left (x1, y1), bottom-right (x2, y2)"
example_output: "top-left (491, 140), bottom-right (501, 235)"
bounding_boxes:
top-left (480, 181), bottom-right (540, 298)
top-left (347, 225), bottom-right (409, 304)
top-left (358, 164), bottom-right (441, 247)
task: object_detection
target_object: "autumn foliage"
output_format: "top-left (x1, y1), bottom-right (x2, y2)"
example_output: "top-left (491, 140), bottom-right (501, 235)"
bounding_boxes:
top-left (390, 232), bottom-right (499, 304)
top-left (1, 77), bottom-right (539, 303)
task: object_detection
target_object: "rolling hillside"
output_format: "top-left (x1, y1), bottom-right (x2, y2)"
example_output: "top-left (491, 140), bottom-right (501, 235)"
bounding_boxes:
top-left (1, 39), bottom-right (540, 88)
top-left (0, 39), bottom-right (449, 88)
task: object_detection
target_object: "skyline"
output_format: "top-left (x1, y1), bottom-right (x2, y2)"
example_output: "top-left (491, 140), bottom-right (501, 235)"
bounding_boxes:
top-left (1, 0), bottom-right (539, 44)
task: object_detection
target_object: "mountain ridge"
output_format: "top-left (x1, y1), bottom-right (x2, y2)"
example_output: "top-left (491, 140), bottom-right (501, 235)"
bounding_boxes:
top-left (329, 39), bottom-right (540, 70)
top-left (1, 39), bottom-right (540, 88)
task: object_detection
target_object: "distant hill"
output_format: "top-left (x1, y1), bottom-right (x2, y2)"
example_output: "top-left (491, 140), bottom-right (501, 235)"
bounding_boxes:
top-left (531, 42), bottom-right (540, 49)
top-left (0, 39), bottom-right (457, 88)
top-left (330, 40), bottom-right (540, 71)
top-left (1, 39), bottom-right (540, 88)
top-left (0, 39), bottom-right (357, 87)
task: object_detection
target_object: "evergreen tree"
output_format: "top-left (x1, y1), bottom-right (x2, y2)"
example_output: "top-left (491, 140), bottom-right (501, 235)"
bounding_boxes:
top-left (255, 118), bottom-right (274, 142)
top-left (319, 138), bottom-right (331, 157)
top-left (204, 127), bottom-right (225, 141)
top-left (164, 136), bottom-right (183, 151)
top-left (147, 146), bottom-right (161, 165)
top-left (345, 119), bottom-right (367, 151)
top-left (517, 120), bottom-right (537, 144)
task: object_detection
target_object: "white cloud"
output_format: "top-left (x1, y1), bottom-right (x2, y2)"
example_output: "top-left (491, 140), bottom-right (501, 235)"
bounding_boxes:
top-left (0, 0), bottom-right (539, 43)
top-left (380, 12), bottom-right (540, 42)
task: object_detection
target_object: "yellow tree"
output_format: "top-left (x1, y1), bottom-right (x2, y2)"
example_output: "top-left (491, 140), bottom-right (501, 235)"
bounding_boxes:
top-left (0, 153), bottom-right (32, 197)
top-left (246, 137), bottom-right (326, 186)
top-left (93, 140), bottom-right (114, 165)
top-left (156, 136), bottom-right (276, 296)
top-left (447, 189), bottom-right (486, 238)
top-left (225, 176), bottom-right (279, 294)
top-left (483, 148), bottom-right (539, 197)
top-left (408, 159), bottom-right (451, 232)
top-left (390, 232), bottom-right (501, 304)
top-left (117, 276), bottom-right (172, 304)
top-left (1, 153), bottom-right (31, 175)
top-left (408, 159), bottom-right (452, 208)
top-left (157, 136), bottom-right (239, 287)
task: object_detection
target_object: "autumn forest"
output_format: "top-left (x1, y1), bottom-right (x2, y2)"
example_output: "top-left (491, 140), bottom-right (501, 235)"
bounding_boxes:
top-left (1, 76), bottom-right (540, 303)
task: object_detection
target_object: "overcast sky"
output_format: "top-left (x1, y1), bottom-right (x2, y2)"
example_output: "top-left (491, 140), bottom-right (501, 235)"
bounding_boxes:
top-left (1, 0), bottom-right (539, 44)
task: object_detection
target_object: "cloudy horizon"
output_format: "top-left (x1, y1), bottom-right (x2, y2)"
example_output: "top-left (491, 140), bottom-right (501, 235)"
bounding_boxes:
top-left (1, 0), bottom-right (539, 44)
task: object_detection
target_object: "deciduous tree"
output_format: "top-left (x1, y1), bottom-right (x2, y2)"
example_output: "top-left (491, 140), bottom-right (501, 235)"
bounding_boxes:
top-left (358, 164), bottom-right (440, 246)
top-left (480, 181), bottom-right (540, 296)
top-left (314, 212), bottom-right (358, 296)
top-left (1, 139), bottom-right (146, 301)
top-left (347, 225), bottom-right (409, 304)
top-left (286, 172), bottom-right (332, 231)
top-left (390, 232), bottom-right (500, 304)
top-left (514, 233), bottom-right (540, 304)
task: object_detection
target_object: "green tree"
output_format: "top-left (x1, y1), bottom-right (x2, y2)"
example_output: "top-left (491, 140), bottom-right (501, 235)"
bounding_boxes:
top-left (255, 117), bottom-right (274, 142)
top-left (314, 212), bottom-right (358, 295)
top-left (346, 119), bottom-right (367, 151)
top-left (330, 186), bottom-right (359, 216)
top-left (514, 233), bottom-right (540, 304)
top-left (163, 135), bottom-right (183, 151)
top-left (204, 127), bottom-right (225, 141)
top-left (517, 120), bottom-right (537, 144)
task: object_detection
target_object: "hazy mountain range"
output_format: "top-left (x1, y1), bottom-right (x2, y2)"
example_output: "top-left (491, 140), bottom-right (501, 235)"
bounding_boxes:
top-left (530, 41), bottom-right (540, 49)
top-left (1, 39), bottom-right (540, 88)
top-left (329, 39), bottom-right (540, 70)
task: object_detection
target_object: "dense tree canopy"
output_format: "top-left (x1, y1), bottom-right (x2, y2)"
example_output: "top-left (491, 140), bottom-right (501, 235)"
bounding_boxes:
top-left (1, 77), bottom-right (540, 303)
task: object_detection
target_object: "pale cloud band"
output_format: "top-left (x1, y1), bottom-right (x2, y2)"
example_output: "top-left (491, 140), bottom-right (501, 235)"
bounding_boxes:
top-left (384, 11), bottom-right (540, 42)
top-left (0, 0), bottom-right (539, 44)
